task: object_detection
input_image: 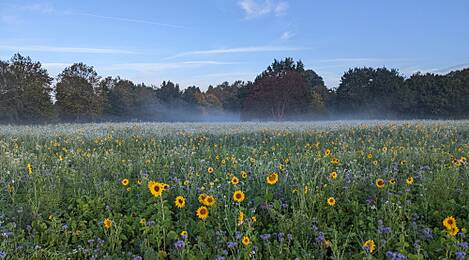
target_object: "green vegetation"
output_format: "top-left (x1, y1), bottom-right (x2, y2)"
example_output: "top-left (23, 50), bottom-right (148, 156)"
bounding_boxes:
top-left (0, 121), bottom-right (468, 259)
top-left (1, 55), bottom-right (468, 123)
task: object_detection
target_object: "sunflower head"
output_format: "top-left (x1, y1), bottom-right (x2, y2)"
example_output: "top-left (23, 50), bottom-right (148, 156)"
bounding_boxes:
top-left (198, 194), bottom-right (207, 204)
top-left (238, 211), bottom-right (245, 225)
top-left (389, 178), bottom-right (396, 185)
top-left (406, 176), bottom-right (414, 185)
top-left (375, 178), bottom-right (385, 188)
top-left (121, 178), bottom-right (129, 186)
top-left (362, 239), bottom-right (375, 253)
top-left (231, 176), bottom-right (239, 185)
top-left (175, 196), bottom-right (186, 208)
top-left (204, 195), bottom-right (216, 206)
top-left (449, 226), bottom-right (460, 237)
top-left (266, 173), bottom-right (279, 185)
top-left (240, 171), bottom-right (248, 179)
top-left (207, 167), bottom-right (214, 174)
top-left (196, 206), bottom-right (209, 220)
top-left (443, 216), bottom-right (457, 230)
top-left (327, 197), bottom-right (336, 206)
top-left (148, 181), bottom-right (164, 197)
top-left (233, 190), bottom-right (245, 203)
top-left (103, 218), bottom-right (112, 229)
top-left (330, 171), bottom-right (338, 180)
top-left (242, 236), bottom-right (251, 246)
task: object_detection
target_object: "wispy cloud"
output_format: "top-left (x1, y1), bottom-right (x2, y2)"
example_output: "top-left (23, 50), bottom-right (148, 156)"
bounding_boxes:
top-left (73, 12), bottom-right (188, 29)
top-left (432, 63), bottom-right (469, 74)
top-left (166, 46), bottom-right (304, 59)
top-left (316, 58), bottom-right (388, 63)
top-left (7, 2), bottom-right (187, 29)
top-left (0, 45), bottom-right (136, 54)
top-left (20, 3), bottom-right (54, 13)
top-left (107, 61), bottom-right (236, 73)
top-left (280, 31), bottom-right (295, 40)
top-left (238, 0), bottom-right (288, 18)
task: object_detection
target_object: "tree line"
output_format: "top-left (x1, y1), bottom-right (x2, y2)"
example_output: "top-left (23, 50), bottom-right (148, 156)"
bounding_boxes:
top-left (0, 54), bottom-right (468, 123)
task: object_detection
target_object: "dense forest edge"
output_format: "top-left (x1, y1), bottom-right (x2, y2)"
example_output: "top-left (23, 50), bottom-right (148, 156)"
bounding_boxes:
top-left (1, 54), bottom-right (468, 124)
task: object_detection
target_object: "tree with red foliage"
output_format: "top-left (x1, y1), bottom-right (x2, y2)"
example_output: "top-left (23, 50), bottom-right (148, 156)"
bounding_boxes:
top-left (241, 69), bottom-right (310, 121)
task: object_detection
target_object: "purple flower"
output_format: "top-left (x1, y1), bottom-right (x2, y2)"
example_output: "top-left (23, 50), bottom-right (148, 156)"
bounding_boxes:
top-left (0, 251), bottom-right (6, 258)
top-left (456, 251), bottom-right (466, 260)
top-left (227, 242), bottom-right (237, 248)
top-left (458, 242), bottom-right (468, 250)
top-left (386, 251), bottom-right (407, 260)
top-left (260, 234), bottom-right (271, 241)
top-left (216, 256), bottom-right (225, 260)
top-left (146, 220), bottom-right (155, 226)
top-left (421, 228), bottom-right (433, 239)
top-left (133, 256), bottom-right (143, 260)
top-left (379, 226), bottom-right (392, 234)
top-left (315, 232), bottom-right (325, 243)
top-left (174, 240), bottom-right (185, 250)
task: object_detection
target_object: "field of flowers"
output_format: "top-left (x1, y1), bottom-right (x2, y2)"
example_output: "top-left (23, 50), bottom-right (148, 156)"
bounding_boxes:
top-left (0, 121), bottom-right (468, 259)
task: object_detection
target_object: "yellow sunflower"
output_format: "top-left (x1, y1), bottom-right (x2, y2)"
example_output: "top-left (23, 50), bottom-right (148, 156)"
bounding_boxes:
top-left (242, 236), bottom-right (251, 246)
top-left (375, 178), bottom-right (385, 189)
top-left (231, 176), bottom-right (239, 185)
top-left (330, 171), bottom-right (338, 180)
top-left (203, 195), bottom-right (216, 206)
top-left (196, 206), bottom-right (209, 220)
top-left (121, 178), bottom-right (129, 186)
top-left (207, 167), bottom-right (214, 174)
top-left (330, 158), bottom-right (339, 165)
top-left (233, 190), bottom-right (245, 203)
top-left (266, 173), bottom-right (279, 185)
top-left (198, 193), bottom-right (207, 204)
top-left (279, 164), bottom-right (285, 171)
top-left (139, 218), bottom-right (146, 225)
top-left (148, 181), bottom-right (163, 197)
top-left (443, 216), bottom-right (457, 230)
top-left (406, 176), bottom-right (414, 185)
top-left (161, 183), bottom-right (170, 190)
top-left (175, 196), bottom-right (186, 208)
top-left (238, 211), bottom-right (245, 225)
top-left (367, 153), bottom-right (373, 159)
top-left (389, 178), bottom-right (396, 185)
top-left (362, 239), bottom-right (375, 253)
top-left (325, 149), bottom-right (331, 156)
top-left (327, 197), bottom-right (336, 206)
top-left (103, 218), bottom-right (112, 229)
top-left (240, 171), bottom-right (248, 179)
top-left (449, 226), bottom-right (460, 237)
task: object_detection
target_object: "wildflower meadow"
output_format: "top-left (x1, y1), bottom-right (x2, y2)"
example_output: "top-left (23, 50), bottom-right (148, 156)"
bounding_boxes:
top-left (0, 121), bottom-right (468, 259)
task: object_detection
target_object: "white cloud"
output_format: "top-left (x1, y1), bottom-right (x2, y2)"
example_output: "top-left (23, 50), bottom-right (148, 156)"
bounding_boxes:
top-left (73, 13), bottom-right (188, 29)
top-left (238, 0), bottom-right (288, 18)
top-left (280, 31), bottom-right (295, 40)
top-left (0, 45), bottom-right (136, 54)
top-left (106, 61), bottom-right (236, 73)
top-left (166, 46), bottom-right (303, 59)
top-left (20, 3), bottom-right (54, 13)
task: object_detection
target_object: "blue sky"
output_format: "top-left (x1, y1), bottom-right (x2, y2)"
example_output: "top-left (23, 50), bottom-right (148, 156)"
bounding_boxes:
top-left (1, 0), bottom-right (468, 89)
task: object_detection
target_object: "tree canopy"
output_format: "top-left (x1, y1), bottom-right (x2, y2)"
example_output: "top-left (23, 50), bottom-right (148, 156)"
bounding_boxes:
top-left (0, 54), bottom-right (468, 123)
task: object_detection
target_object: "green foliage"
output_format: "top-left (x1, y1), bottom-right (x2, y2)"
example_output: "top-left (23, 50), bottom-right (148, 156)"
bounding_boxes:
top-left (0, 121), bottom-right (468, 258)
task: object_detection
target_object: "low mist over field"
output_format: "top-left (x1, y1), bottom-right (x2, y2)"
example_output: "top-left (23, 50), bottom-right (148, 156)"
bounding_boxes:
top-left (1, 1), bottom-right (468, 259)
